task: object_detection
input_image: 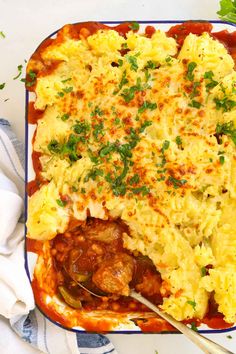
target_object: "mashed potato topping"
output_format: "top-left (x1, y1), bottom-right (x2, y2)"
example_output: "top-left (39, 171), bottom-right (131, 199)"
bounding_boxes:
top-left (27, 25), bottom-right (236, 323)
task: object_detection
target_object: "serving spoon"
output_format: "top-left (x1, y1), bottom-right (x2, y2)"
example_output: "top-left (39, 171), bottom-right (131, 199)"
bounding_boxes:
top-left (73, 278), bottom-right (235, 354)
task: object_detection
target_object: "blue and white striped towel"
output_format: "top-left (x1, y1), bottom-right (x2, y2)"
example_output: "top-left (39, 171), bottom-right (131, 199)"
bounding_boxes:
top-left (0, 119), bottom-right (117, 354)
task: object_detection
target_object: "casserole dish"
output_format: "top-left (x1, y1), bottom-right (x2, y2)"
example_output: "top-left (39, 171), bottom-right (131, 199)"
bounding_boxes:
top-left (25, 20), bottom-right (236, 334)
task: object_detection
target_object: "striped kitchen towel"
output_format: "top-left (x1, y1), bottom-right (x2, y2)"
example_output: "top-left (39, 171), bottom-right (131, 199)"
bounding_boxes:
top-left (0, 118), bottom-right (117, 354)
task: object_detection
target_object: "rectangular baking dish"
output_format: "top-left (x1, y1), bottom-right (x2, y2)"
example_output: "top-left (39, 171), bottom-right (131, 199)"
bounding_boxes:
top-left (25, 20), bottom-right (236, 334)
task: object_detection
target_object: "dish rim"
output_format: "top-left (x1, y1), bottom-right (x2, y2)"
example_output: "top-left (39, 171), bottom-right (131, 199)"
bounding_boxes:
top-left (24, 19), bottom-right (236, 334)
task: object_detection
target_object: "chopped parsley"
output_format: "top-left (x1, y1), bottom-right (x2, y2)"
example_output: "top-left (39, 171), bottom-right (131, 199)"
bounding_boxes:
top-left (138, 101), bottom-right (157, 114)
top-left (204, 71), bottom-right (218, 91)
top-left (21, 70), bottom-right (37, 87)
top-left (165, 56), bottom-right (173, 65)
top-left (118, 70), bottom-right (129, 91)
top-left (71, 185), bottom-right (78, 192)
top-left (48, 134), bottom-right (82, 162)
top-left (56, 199), bottom-right (67, 207)
top-left (91, 106), bottom-right (104, 117)
top-left (175, 136), bottom-right (182, 146)
top-left (219, 155), bottom-right (225, 164)
top-left (61, 77), bottom-right (72, 83)
top-left (214, 96), bottom-right (236, 112)
top-left (189, 100), bottom-right (202, 109)
top-left (145, 60), bottom-right (157, 70)
top-left (120, 77), bottom-right (145, 103)
top-left (216, 120), bottom-right (236, 146)
top-left (161, 140), bottom-right (170, 154)
top-left (131, 185), bottom-right (150, 196)
top-left (129, 174), bottom-right (140, 185)
top-left (129, 22), bottom-right (140, 31)
top-left (187, 300), bottom-right (197, 310)
top-left (63, 86), bottom-right (73, 93)
top-left (84, 168), bottom-right (104, 182)
top-left (0, 83), bottom-right (5, 90)
top-left (81, 188), bottom-right (86, 194)
top-left (93, 122), bottom-right (104, 140)
top-left (227, 335), bottom-right (232, 339)
top-left (0, 31), bottom-right (5, 38)
top-left (13, 64), bottom-right (23, 80)
top-left (73, 121), bottom-right (90, 135)
top-left (190, 322), bottom-right (198, 332)
top-left (126, 53), bottom-right (139, 72)
top-left (201, 267), bottom-right (207, 277)
top-left (190, 81), bottom-right (200, 98)
top-left (167, 176), bottom-right (187, 189)
top-left (60, 113), bottom-right (70, 121)
top-left (118, 59), bottom-right (123, 67)
top-left (139, 120), bottom-right (152, 133)
top-left (186, 62), bottom-right (197, 81)
top-left (114, 117), bottom-right (121, 125)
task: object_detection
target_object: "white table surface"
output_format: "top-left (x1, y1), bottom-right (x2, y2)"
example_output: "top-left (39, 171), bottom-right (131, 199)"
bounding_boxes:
top-left (1, 0), bottom-right (235, 353)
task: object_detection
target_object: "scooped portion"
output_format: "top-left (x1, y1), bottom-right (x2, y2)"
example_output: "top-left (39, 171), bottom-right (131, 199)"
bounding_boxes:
top-left (92, 253), bottom-right (135, 296)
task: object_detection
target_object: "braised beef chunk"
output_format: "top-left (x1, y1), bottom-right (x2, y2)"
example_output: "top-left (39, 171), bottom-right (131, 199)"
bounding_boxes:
top-left (92, 253), bottom-right (135, 296)
top-left (83, 220), bottom-right (122, 243)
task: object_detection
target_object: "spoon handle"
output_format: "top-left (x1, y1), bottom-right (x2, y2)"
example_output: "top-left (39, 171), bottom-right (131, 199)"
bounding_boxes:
top-left (130, 290), bottom-right (235, 354)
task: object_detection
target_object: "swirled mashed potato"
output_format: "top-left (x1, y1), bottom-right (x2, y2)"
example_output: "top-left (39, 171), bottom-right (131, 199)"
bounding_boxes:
top-left (27, 25), bottom-right (236, 323)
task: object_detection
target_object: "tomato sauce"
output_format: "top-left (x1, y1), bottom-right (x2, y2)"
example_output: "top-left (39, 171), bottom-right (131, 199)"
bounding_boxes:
top-left (27, 21), bottom-right (236, 332)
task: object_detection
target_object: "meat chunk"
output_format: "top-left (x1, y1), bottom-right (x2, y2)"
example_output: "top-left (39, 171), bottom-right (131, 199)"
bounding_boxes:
top-left (92, 253), bottom-right (135, 296)
top-left (84, 220), bottom-right (122, 243)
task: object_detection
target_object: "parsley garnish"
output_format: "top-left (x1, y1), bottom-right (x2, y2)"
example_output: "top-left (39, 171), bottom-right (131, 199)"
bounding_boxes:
top-left (126, 53), bottom-right (139, 72)
top-left (0, 83), bottom-right (5, 90)
top-left (139, 120), bottom-right (152, 133)
top-left (189, 100), bottom-right (202, 109)
top-left (121, 77), bottom-right (148, 103)
top-left (145, 60), bottom-right (157, 70)
top-left (48, 134), bottom-right (82, 162)
top-left (131, 185), bottom-right (150, 196)
top-left (56, 199), bottom-right (67, 207)
top-left (129, 22), bottom-right (140, 31)
top-left (63, 86), bottom-right (73, 93)
top-left (190, 322), bottom-right (198, 332)
top-left (21, 70), bottom-right (37, 87)
top-left (219, 155), bottom-right (225, 164)
top-left (216, 120), bottom-right (236, 146)
top-left (214, 96), bottom-right (236, 112)
top-left (60, 113), bottom-right (70, 121)
top-left (167, 176), bottom-right (187, 189)
top-left (84, 168), bottom-right (104, 182)
top-left (91, 106), bottom-right (104, 117)
top-left (190, 81), bottom-right (201, 98)
top-left (117, 70), bottom-right (129, 92)
top-left (0, 31), bottom-right (5, 38)
top-left (13, 64), bottom-right (23, 80)
top-left (73, 121), bottom-right (90, 135)
top-left (61, 77), bottom-right (72, 83)
top-left (93, 122), bottom-right (104, 140)
top-left (81, 188), bottom-right (86, 194)
top-left (129, 174), bottom-right (140, 185)
top-left (138, 101), bottom-right (157, 114)
top-left (175, 136), bottom-right (182, 146)
top-left (227, 335), bottom-right (232, 339)
top-left (201, 267), bottom-right (207, 277)
top-left (161, 140), bottom-right (170, 154)
top-left (204, 71), bottom-right (218, 91)
top-left (187, 300), bottom-right (197, 310)
top-left (186, 62), bottom-right (197, 81)
top-left (114, 117), bottom-right (121, 125)
top-left (118, 59), bottom-right (123, 67)
top-left (165, 56), bottom-right (173, 65)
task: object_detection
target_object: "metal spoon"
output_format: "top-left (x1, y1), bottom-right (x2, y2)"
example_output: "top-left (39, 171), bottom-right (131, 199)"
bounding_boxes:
top-left (73, 280), bottom-right (235, 354)
top-left (131, 290), bottom-right (235, 354)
